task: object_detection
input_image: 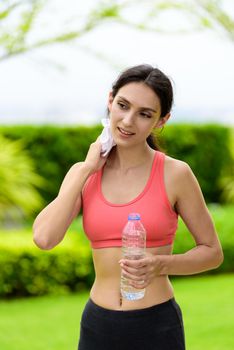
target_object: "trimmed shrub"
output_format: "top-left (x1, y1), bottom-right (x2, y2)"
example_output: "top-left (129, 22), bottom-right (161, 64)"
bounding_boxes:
top-left (0, 227), bottom-right (94, 298)
top-left (0, 125), bottom-right (102, 207)
top-left (161, 124), bottom-right (234, 203)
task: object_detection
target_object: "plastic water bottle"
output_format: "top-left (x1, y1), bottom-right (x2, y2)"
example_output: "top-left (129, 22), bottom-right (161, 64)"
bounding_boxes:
top-left (121, 213), bottom-right (146, 301)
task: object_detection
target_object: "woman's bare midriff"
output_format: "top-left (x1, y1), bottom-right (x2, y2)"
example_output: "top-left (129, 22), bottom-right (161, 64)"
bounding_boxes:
top-left (90, 244), bottom-right (174, 311)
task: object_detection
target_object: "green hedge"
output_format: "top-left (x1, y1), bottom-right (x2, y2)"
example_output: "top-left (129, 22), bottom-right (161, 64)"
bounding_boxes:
top-left (0, 218), bottom-right (94, 298)
top-left (160, 124), bottom-right (234, 203)
top-left (0, 205), bottom-right (233, 298)
top-left (0, 124), bottom-right (102, 205)
top-left (0, 124), bottom-right (233, 210)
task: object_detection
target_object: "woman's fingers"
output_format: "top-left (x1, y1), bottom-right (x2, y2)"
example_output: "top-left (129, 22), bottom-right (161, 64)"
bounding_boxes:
top-left (121, 264), bottom-right (145, 277)
top-left (130, 280), bottom-right (148, 289)
top-left (121, 268), bottom-right (145, 281)
top-left (84, 137), bottom-right (108, 173)
top-left (120, 256), bottom-right (158, 287)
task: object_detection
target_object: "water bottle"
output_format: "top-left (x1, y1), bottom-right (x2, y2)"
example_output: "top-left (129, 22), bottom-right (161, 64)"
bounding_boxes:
top-left (121, 213), bottom-right (146, 301)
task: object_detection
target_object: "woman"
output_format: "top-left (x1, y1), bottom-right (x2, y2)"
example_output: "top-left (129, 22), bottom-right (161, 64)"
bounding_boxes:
top-left (33, 64), bottom-right (224, 350)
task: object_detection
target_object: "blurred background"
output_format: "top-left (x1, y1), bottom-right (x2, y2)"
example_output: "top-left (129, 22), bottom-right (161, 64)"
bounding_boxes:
top-left (0, 1), bottom-right (234, 349)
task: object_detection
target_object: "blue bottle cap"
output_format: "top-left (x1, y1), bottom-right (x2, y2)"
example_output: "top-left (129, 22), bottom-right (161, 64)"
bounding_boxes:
top-left (128, 213), bottom-right (141, 220)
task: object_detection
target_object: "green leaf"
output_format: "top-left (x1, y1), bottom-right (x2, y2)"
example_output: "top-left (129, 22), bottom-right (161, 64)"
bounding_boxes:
top-left (0, 9), bottom-right (11, 20)
top-left (200, 16), bottom-right (213, 28)
top-left (0, 135), bottom-right (47, 223)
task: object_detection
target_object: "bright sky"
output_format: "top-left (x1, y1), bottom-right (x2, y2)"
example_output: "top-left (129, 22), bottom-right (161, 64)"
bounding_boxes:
top-left (0, 0), bottom-right (234, 126)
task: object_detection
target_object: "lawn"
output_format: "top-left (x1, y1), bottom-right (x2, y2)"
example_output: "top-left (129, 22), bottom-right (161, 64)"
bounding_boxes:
top-left (0, 274), bottom-right (233, 350)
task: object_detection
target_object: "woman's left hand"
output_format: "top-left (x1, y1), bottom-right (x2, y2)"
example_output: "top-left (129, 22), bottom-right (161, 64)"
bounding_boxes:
top-left (119, 254), bottom-right (169, 289)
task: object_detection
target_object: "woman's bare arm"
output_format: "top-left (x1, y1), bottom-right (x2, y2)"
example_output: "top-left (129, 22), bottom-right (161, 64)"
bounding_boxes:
top-left (161, 162), bottom-right (224, 275)
top-left (33, 163), bottom-right (91, 250)
top-left (33, 138), bottom-right (107, 250)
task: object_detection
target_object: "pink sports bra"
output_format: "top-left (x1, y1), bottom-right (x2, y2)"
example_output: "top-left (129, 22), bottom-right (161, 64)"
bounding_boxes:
top-left (82, 151), bottom-right (178, 249)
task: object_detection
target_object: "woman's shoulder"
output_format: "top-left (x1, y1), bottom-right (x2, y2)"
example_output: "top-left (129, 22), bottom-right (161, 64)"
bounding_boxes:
top-left (164, 154), bottom-right (194, 182)
top-left (162, 154), bottom-right (199, 204)
top-left (164, 153), bottom-right (190, 170)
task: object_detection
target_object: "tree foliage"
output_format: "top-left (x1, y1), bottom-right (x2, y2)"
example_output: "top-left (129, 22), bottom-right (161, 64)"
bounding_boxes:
top-left (0, 0), bottom-right (119, 61)
top-left (0, 0), bottom-right (233, 63)
top-left (150, 0), bottom-right (234, 40)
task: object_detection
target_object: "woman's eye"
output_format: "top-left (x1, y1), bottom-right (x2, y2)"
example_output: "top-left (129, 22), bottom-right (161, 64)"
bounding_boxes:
top-left (117, 102), bottom-right (127, 109)
top-left (140, 113), bottom-right (151, 118)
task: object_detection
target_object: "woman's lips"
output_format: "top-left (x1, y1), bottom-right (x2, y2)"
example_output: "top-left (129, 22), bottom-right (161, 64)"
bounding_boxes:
top-left (117, 127), bottom-right (135, 136)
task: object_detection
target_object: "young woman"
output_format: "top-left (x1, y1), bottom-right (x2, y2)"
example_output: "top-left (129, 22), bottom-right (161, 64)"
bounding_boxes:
top-left (33, 64), bottom-right (223, 350)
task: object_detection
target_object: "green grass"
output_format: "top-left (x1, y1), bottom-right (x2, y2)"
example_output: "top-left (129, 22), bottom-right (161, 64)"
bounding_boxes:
top-left (0, 292), bottom-right (88, 350)
top-left (172, 274), bottom-right (234, 350)
top-left (0, 274), bottom-right (233, 350)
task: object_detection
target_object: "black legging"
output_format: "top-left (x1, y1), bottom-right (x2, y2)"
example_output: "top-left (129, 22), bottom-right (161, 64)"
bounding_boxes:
top-left (78, 297), bottom-right (186, 350)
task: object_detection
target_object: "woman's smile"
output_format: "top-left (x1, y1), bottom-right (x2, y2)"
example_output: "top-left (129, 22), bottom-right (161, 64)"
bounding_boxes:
top-left (117, 127), bottom-right (135, 137)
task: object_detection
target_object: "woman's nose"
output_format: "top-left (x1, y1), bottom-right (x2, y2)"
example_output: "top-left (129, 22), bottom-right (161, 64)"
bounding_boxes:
top-left (122, 112), bottom-right (134, 126)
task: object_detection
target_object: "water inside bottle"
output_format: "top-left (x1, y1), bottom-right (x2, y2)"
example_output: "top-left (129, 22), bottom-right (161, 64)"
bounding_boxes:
top-left (121, 249), bottom-right (146, 301)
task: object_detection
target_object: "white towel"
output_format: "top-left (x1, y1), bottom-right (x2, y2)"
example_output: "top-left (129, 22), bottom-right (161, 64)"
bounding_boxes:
top-left (100, 118), bottom-right (116, 157)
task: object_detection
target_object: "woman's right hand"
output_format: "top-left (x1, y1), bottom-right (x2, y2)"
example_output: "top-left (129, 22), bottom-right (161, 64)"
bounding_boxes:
top-left (83, 136), bottom-right (108, 175)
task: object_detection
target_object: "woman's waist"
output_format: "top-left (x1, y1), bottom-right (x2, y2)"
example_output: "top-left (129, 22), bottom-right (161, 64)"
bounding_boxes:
top-left (90, 275), bottom-right (174, 311)
top-left (93, 273), bottom-right (170, 286)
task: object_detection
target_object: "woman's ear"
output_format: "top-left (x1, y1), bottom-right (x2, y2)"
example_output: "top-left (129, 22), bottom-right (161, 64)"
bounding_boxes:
top-left (108, 91), bottom-right (114, 112)
top-left (154, 113), bottom-right (171, 129)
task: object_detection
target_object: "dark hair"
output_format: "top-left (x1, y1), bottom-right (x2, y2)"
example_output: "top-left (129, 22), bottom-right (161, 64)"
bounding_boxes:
top-left (109, 64), bottom-right (174, 150)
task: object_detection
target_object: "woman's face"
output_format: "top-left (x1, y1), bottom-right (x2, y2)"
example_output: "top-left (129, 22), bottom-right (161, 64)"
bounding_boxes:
top-left (108, 82), bottom-right (167, 147)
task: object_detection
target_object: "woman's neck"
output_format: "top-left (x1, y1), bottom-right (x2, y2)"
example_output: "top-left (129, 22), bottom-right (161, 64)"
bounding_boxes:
top-left (107, 144), bottom-right (155, 172)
